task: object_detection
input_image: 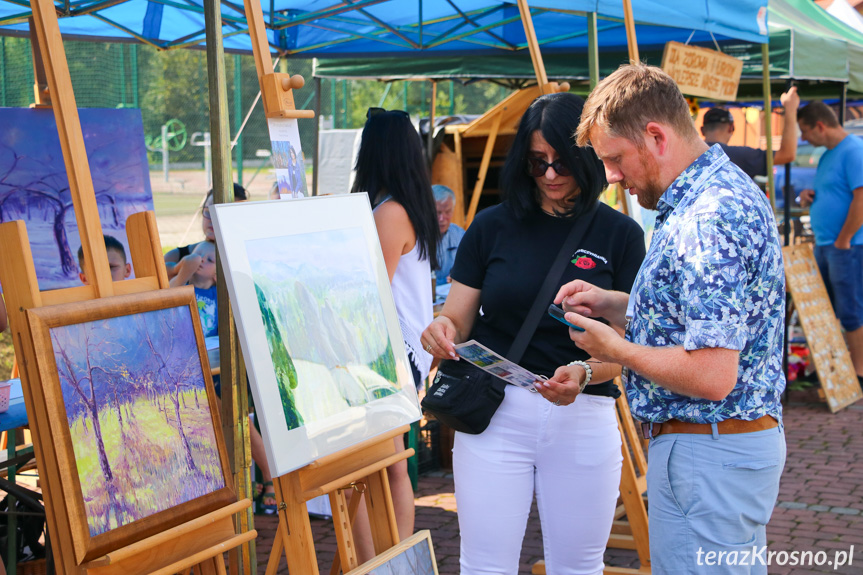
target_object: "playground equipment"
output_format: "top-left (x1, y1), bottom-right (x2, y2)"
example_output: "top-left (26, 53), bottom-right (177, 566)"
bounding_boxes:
top-left (144, 118), bottom-right (187, 181)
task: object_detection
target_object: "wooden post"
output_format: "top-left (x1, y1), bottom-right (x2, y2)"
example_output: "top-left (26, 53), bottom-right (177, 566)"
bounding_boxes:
top-left (202, 0), bottom-right (254, 571)
top-left (452, 131), bottom-right (465, 228)
top-left (466, 110), bottom-right (502, 226)
top-left (28, 17), bottom-right (50, 107)
top-left (516, 0), bottom-right (551, 93)
top-left (622, 0), bottom-right (640, 64)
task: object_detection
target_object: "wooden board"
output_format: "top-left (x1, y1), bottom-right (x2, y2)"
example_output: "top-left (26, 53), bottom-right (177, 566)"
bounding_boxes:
top-left (783, 245), bottom-right (863, 412)
top-left (661, 41), bottom-right (742, 101)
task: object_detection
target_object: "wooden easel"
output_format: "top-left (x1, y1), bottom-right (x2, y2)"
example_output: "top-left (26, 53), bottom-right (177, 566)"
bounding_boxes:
top-left (238, 3), bottom-right (416, 573)
top-left (263, 427), bottom-right (413, 574)
top-left (531, 378), bottom-right (651, 575)
top-left (0, 0), bottom-right (254, 571)
top-left (606, 380), bottom-right (651, 574)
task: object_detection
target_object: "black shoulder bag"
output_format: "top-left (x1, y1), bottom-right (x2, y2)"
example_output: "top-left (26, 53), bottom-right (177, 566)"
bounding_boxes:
top-left (421, 205), bottom-right (599, 434)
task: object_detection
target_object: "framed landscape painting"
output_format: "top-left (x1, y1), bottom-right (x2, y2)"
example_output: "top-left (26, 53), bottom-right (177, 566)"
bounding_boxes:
top-left (27, 288), bottom-right (235, 563)
top-left (211, 194), bottom-right (421, 476)
top-left (345, 530), bottom-right (438, 575)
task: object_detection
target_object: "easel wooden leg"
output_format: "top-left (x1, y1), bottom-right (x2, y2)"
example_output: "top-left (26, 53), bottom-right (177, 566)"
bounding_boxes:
top-left (364, 469), bottom-right (400, 554)
top-left (262, 428), bottom-right (413, 575)
top-left (264, 523), bottom-right (285, 575)
top-left (195, 556), bottom-right (227, 575)
top-left (275, 475), bottom-right (319, 575)
top-left (329, 484), bottom-right (363, 574)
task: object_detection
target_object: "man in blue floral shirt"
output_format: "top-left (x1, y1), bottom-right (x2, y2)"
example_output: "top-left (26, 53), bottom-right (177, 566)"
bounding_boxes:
top-left (555, 65), bottom-right (786, 574)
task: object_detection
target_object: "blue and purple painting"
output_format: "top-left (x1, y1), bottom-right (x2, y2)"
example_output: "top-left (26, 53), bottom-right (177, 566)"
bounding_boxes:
top-left (0, 108), bottom-right (153, 290)
top-left (50, 305), bottom-right (224, 536)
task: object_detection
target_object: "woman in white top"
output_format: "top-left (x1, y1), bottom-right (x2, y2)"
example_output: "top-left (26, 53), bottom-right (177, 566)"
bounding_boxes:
top-left (350, 107), bottom-right (440, 559)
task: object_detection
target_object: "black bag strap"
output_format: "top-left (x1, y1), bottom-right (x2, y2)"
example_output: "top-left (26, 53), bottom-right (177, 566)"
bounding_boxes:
top-left (507, 203), bottom-right (599, 363)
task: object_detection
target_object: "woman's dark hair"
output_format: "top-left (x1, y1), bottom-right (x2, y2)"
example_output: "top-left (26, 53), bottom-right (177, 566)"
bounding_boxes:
top-left (205, 182), bottom-right (248, 204)
top-left (500, 92), bottom-right (607, 218)
top-left (351, 111), bottom-right (439, 263)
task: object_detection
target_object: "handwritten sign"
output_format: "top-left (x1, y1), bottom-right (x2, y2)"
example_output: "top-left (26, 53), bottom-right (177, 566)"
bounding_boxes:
top-left (661, 41), bottom-right (742, 101)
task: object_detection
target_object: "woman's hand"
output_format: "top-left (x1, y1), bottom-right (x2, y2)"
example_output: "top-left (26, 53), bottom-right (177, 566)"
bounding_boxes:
top-left (535, 364), bottom-right (588, 406)
top-left (421, 316), bottom-right (460, 360)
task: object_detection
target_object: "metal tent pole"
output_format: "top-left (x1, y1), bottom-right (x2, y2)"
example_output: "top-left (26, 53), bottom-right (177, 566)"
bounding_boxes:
top-left (314, 76), bottom-right (321, 196)
top-left (234, 53), bottom-right (244, 185)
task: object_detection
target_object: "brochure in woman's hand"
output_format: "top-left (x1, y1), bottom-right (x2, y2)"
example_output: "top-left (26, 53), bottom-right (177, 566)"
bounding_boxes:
top-left (454, 340), bottom-right (542, 392)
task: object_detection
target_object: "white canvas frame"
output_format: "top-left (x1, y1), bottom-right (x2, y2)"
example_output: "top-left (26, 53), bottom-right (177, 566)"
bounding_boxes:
top-left (212, 194), bottom-right (421, 476)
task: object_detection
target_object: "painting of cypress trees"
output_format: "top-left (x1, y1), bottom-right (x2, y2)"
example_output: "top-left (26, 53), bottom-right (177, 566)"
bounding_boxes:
top-left (246, 227), bottom-right (399, 430)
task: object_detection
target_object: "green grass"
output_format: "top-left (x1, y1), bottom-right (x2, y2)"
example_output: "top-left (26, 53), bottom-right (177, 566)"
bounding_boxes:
top-left (151, 193), bottom-right (205, 218)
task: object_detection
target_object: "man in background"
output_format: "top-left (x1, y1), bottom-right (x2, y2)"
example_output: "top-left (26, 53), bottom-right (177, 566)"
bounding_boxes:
top-left (797, 101), bottom-right (863, 388)
top-left (700, 87), bottom-right (799, 181)
top-left (433, 184), bottom-right (465, 286)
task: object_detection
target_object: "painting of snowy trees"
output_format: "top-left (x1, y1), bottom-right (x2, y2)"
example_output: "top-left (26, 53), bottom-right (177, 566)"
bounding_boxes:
top-left (28, 290), bottom-right (233, 560)
top-left (211, 195), bottom-right (422, 476)
top-left (0, 108), bottom-right (153, 290)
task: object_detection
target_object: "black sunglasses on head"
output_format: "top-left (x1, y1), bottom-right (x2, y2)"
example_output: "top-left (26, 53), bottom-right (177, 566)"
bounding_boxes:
top-left (366, 107), bottom-right (410, 120)
top-left (526, 157), bottom-right (572, 178)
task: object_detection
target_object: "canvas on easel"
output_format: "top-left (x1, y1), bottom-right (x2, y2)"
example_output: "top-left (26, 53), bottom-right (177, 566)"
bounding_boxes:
top-left (26, 288), bottom-right (236, 562)
top-left (210, 194), bottom-right (421, 477)
top-left (0, 107), bottom-right (154, 290)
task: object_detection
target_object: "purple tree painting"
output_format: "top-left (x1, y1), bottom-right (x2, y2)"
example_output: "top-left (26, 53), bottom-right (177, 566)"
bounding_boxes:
top-left (50, 305), bottom-right (224, 537)
top-left (0, 108), bottom-right (153, 290)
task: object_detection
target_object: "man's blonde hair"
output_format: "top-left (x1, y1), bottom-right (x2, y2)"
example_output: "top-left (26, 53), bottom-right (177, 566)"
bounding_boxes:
top-left (576, 64), bottom-right (697, 148)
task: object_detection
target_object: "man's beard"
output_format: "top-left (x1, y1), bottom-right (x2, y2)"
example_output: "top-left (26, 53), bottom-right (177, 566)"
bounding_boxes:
top-left (623, 148), bottom-right (664, 210)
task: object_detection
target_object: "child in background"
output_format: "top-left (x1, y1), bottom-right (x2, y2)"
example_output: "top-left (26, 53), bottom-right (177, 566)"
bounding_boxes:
top-left (169, 240), bottom-right (218, 338)
top-left (77, 235), bottom-right (132, 284)
top-left (164, 183), bottom-right (247, 280)
top-left (169, 239), bottom-right (278, 512)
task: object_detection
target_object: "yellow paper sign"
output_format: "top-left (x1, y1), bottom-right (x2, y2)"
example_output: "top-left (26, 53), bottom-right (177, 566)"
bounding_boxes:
top-left (661, 41), bottom-right (742, 101)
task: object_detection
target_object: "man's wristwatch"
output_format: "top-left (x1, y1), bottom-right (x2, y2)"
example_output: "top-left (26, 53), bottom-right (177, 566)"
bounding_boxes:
top-left (567, 360), bottom-right (592, 393)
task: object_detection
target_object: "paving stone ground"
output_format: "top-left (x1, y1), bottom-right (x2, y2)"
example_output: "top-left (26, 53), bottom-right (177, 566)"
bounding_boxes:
top-left (254, 395), bottom-right (863, 574)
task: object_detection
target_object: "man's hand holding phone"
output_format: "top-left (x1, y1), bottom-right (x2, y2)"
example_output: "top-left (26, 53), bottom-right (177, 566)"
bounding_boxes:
top-left (548, 304), bottom-right (585, 332)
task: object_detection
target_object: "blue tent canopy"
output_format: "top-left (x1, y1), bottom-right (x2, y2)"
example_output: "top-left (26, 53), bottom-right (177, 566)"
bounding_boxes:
top-left (0, 1), bottom-right (768, 54)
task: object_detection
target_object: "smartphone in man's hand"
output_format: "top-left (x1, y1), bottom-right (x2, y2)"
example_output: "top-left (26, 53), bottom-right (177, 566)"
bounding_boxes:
top-left (548, 304), bottom-right (585, 332)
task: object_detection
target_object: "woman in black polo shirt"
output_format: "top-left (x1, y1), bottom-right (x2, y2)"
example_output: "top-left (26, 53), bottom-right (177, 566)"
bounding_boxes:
top-left (421, 92), bottom-right (645, 574)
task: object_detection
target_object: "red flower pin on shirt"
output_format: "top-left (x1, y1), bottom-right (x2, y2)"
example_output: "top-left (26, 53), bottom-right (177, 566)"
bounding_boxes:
top-left (573, 256), bottom-right (596, 270)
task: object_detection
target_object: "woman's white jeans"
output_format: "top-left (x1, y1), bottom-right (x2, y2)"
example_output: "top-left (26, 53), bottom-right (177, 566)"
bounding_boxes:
top-left (453, 387), bottom-right (622, 575)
